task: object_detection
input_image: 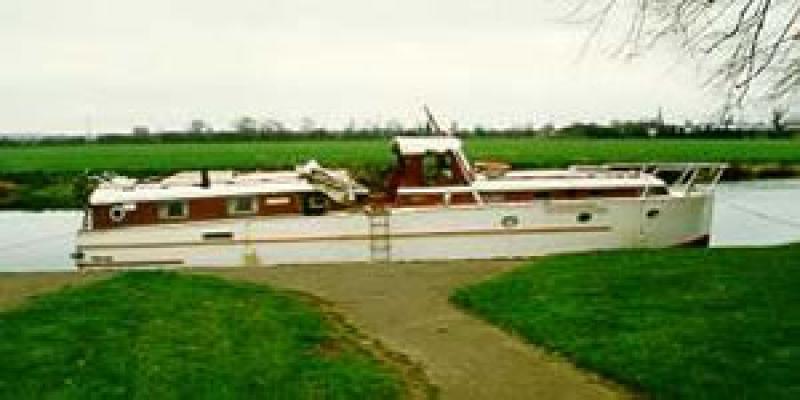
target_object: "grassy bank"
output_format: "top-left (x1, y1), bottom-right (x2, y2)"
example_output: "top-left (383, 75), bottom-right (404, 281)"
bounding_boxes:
top-left (1, 138), bottom-right (799, 209)
top-left (0, 272), bottom-right (402, 399)
top-left (452, 245), bottom-right (800, 399)
top-left (2, 138), bottom-right (800, 173)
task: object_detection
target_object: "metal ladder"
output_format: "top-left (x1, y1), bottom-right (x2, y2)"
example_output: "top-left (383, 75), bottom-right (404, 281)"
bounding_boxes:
top-left (368, 210), bottom-right (391, 263)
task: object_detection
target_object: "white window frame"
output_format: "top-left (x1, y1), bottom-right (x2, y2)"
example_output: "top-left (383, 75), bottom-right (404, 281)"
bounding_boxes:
top-left (264, 195), bottom-right (292, 206)
top-left (482, 193), bottom-right (507, 204)
top-left (158, 201), bottom-right (188, 220)
top-left (227, 196), bottom-right (258, 216)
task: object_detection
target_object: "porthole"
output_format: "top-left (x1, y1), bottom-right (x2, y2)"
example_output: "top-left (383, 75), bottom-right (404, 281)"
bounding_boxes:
top-left (501, 215), bottom-right (519, 228)
top-left (109, 205), bottom-right (126, 222)
top-left (576, 212), bottom-right (593, 223)
top-left (646, 209), bottom-right (661, 219)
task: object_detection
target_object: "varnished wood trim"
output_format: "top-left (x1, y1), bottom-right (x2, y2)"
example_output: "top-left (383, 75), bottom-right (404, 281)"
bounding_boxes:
top-left (78, 225), bottom-right (611, 250)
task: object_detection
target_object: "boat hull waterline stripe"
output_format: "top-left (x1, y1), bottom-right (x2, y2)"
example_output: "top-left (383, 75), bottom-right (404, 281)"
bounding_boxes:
top-left (78, 225), bottom-right (612, 250)
top-left (77, 260), bottom-right (185, 268)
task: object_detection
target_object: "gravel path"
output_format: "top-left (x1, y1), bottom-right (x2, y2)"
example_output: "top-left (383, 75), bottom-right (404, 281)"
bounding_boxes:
top-left (206, 261), bottom-right (631, 400)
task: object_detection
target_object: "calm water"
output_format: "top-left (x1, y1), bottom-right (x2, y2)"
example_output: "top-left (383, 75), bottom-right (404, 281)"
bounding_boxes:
top-left (0, 210), bottom-right (83, 272)
top-left (1, 179), bottom-right (799, 272)
top-left (711, 179), bottom-right (800, 247)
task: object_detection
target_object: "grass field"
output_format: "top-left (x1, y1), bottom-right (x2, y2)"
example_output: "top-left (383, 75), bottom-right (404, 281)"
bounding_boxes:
top-left (1, 138), bottom-right (800, 174)
top-left (1, 137), bottom-right (799, 209)
top-left (0, 272), bottom-right (402, 400)
top-left (451, 245), bottom-right (800, 399)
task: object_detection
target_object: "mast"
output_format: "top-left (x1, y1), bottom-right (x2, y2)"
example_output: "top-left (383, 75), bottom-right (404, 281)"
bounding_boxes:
top-left (423, 105), bottom-right (450, 136)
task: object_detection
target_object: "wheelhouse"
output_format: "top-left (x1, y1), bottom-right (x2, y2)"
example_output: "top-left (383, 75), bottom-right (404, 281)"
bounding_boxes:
top-left (385, 136), bottom-right (725, 208)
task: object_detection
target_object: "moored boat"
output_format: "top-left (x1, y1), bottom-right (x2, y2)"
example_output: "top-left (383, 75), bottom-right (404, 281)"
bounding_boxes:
top-left (75, 122), bottom-right (726, 269)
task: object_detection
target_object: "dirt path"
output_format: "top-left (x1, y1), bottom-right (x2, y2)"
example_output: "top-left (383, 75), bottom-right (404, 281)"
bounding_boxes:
top-left (206, 262), bottom-right (631, 400)
top-left (0, 272), bottom-right (109, 311)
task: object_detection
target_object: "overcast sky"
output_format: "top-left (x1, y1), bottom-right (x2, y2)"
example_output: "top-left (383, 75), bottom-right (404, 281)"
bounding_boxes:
top-left (2, 0), bottom-right (732, 134)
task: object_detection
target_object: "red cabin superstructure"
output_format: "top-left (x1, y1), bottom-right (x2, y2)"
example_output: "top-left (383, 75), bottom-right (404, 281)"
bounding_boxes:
top-left (387, 137), bottom-right (473, 202)
top-left (86, 166), bottom-right (368, 230)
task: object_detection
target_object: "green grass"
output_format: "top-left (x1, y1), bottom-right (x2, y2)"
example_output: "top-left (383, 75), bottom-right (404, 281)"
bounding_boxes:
top-left (451, 245), bottom-right (800, 399)
top-left (0, 272), bottom-right (401, 400)
top-left (1, 138), bottom-right (799, 209)
top-left (1, 138), bottom-right (799, 174)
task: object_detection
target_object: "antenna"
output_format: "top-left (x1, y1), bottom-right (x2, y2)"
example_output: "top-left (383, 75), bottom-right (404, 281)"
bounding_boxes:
top-left (423, 105), bottom-right (450, 136)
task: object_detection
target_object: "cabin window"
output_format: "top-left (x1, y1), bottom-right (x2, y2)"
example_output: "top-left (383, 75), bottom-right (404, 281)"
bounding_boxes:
top-left (423, 155), bottom-right (439, 186)
top-left (501, 215), bottom-right (520, 228)
top-left (228, 196), bottom-right (257, 215)
top-left (159, 201), bottom-right (188, 220)
top-left (422, 153), bottom-right (455, 186)
top-left (505, 192), bottom-right (534, 202)
top-left (449, 193), bottom-right (474, 205)
top-left (482, 193), bottom-right (507, 203)
top-left (302, 193), bottom-right (330, 215)
top-left (398, 194), bottom-right (441, 207)
top-left (646, 186), bottom-right (669, 196)
top-left (264, 196), bottom-right (292, 206)
top-left (307, 195), bottom-right (327, 209)
top-left (562, 190), bottom-right (579, 199)
top-left (437, 154), bottom-right (454, 180)
top-left (90, 255), bottom-right (113, 264)
top-left (537, 192), bottom-right (552, 200)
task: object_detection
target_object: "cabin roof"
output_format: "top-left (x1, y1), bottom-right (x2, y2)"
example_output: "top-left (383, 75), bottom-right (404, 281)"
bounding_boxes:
top-left (396, 175), bottom-right (665, 194)
top-left (90, 182), bottom-right (318, 205)
top-left (392, 136), bottom-right (462, 155)
top-left (473, 175), bottom-right (664, 191)
top-left (89, 168), bottom-right (367, 205)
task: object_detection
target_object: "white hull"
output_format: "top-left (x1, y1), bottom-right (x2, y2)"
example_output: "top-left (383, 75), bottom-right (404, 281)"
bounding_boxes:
top-left (76, 193), bottom-right (714, 269)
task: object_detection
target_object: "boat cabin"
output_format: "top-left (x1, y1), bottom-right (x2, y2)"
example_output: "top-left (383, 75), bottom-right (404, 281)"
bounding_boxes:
top-left (387, 137), bottom-right (474, 191)
top-left (385, 136), bottom-right (724, 208)
top-left (85, 136), bottom-right (725, 230)
top-left (87, 164), bottom-right (368, 230)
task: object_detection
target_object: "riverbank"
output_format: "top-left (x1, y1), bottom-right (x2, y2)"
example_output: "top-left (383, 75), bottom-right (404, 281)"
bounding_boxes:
top-left (0, 271), bottom-right (416, 399)
top-left (2, 138), bottom-right (799, 210)
top-left (3, 247), bottom-right (798, 399)
top-left (0, 260), bottom-right (629, 400)
top-left (452, 244), bottom-right (800, 399)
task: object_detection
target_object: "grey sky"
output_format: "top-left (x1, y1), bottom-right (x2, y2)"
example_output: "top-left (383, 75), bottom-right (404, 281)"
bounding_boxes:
top-left (2, 0), bottom-right (722, 133)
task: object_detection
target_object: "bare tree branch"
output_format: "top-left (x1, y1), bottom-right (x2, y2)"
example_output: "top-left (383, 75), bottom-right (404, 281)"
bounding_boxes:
top-left (570, 0), bottom-right (800, 106)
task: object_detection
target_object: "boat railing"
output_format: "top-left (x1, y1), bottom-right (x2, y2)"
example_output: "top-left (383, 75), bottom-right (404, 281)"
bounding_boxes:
top-left (604, 162), bottom-right (728, 195)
